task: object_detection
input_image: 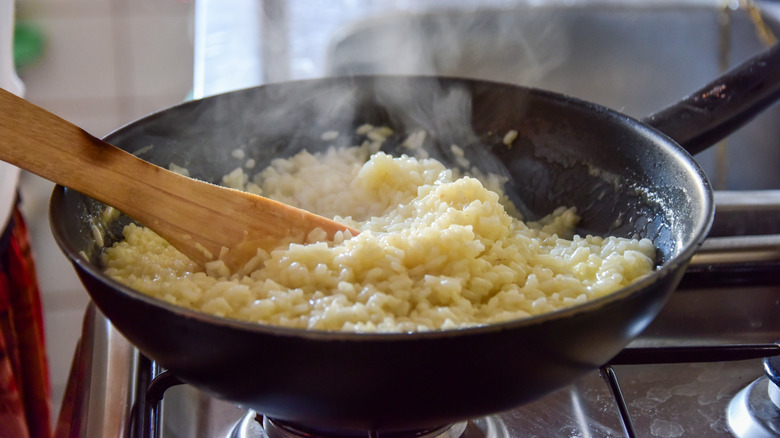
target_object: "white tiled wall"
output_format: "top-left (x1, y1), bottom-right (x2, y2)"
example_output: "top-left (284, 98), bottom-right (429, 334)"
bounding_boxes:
top-left (13, 0), bottom-right (195, 423)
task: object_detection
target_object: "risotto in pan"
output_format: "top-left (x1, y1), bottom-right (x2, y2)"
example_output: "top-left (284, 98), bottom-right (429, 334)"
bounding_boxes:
top-left (101, 126), bottom-right (656, 333)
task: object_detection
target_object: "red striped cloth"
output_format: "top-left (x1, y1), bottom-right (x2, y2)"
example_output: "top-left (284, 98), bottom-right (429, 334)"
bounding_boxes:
top-left (0, 207), bottom-right (51, 438)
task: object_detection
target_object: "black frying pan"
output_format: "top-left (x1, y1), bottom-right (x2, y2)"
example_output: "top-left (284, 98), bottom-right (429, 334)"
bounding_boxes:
top-left (49, 43), bottom-right (780, 433)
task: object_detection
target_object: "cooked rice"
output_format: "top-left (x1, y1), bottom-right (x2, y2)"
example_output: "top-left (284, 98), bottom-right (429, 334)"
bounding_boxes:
top-left (101, 128), bottom-right (656, 333)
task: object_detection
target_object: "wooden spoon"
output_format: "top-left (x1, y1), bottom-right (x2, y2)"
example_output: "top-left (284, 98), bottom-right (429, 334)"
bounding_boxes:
top-left (0, 88), bottom-right (359, 271)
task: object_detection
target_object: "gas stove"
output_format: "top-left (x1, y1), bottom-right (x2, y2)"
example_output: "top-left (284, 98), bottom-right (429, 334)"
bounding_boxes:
top-left (54, 190), bottom-right (780, 438)
top-left (55, 1), bottom-right (780, 437)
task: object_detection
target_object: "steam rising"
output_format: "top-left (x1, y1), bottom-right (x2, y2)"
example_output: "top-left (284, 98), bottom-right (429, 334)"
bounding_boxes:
top-left (326, 7), bottom-right (568, 85)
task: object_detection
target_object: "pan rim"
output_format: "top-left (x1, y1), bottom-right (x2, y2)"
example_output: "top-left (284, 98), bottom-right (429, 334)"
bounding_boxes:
top-left (49, 75), bottom-right (715, 343)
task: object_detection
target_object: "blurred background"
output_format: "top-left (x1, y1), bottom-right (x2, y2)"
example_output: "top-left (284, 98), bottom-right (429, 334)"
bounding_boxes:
top-left (12, 0), bottom-right (195, 421)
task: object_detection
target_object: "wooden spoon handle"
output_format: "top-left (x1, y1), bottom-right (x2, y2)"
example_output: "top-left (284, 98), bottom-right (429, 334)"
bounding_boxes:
top-left (0, 88), bottom-right (357, 269)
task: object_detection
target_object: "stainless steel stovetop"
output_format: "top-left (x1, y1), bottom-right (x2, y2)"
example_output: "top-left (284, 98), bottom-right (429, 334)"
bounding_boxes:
top-left (56, 1), bottom-right (780, 437)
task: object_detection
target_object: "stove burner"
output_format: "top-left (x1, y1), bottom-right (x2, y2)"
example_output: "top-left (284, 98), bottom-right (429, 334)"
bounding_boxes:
top-left (229, 411), bottom-right (511, 438)
top-left (228, 411), bottom-right (466, 438)
top-left (262, 418), bottom-right (467, 438)
top-left (727, 356), bottom-right (780, 438)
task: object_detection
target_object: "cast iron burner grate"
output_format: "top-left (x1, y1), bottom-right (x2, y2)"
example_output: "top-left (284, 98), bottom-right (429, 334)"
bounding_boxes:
top-left (129, 343), bottom-right (780, 438)
top-left (104, 193), bottom-right (780, 438)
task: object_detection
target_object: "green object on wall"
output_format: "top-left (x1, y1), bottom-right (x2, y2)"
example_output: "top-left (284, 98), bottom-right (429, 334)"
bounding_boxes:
top-left (14, 21), bottom-right (44, 72)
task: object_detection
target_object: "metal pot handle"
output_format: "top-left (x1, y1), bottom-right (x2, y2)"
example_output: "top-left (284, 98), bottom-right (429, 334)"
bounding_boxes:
top-left (642, 42), bottom-right (780, 155)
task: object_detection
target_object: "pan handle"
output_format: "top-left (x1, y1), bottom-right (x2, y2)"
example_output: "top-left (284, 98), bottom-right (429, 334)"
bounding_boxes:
top-left (642, 42), bottom-right (780, 155)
